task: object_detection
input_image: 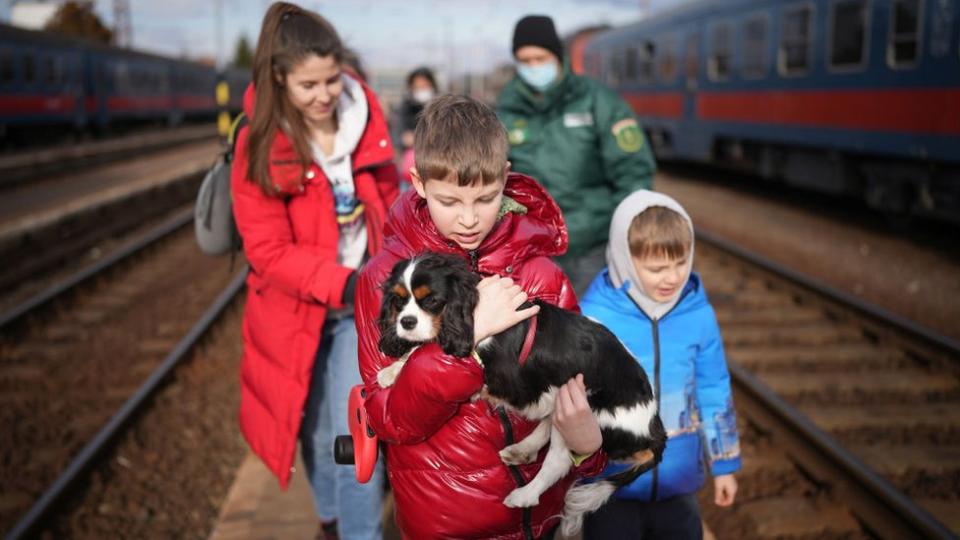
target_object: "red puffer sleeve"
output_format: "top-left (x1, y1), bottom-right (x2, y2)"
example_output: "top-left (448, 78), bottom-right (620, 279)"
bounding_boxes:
top-left (524, 256), bottom-right (580, 313)
top-left (573, 450), bottom-right (608, 478)
top-left (556, 269), bottom-right (579, 313)
top-left (231, 129), bottom-right (353, 308)
top-left (355, 260), bottom-right (485, 444)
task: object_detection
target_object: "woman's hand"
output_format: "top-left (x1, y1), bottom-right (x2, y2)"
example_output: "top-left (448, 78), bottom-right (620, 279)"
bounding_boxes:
top-left (554, 374), bottom-right (602, 456)
top-left (714, 474), bottom-right (737, 507)
top-left (473, 276), bottom-right (539, 346)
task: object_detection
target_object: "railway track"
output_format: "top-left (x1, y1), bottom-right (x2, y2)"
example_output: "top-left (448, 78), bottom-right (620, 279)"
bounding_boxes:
top-left (694, 231), bottom-right (959, 539)
top-left (0, 214), bottom-right (247, 539)
top-left (0, 144), bottom-right (217, 301)
top-left (2, 198), bottom-right (957, 538)
top-left (0, 124), bottom-right (218, 189)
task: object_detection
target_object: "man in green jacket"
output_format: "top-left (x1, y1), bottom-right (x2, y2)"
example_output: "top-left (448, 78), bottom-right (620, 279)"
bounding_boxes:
top-left (497, 15), bottom-right (656, 293)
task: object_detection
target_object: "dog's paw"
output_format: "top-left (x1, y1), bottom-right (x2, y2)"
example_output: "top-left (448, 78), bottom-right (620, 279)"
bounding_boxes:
top-left (470, 384), bottom-right (489, 402)
top-left (376, 361), bottom-right (405, 388)
top-left (503, 486), bottom-right (540, 508)
top-left (499, 444), bottom-right (537, 465)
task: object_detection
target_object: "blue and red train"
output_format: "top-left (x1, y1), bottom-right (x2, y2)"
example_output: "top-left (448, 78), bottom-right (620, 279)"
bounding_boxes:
top-left (0, 22), bottom-right (247, 142)
top-left (581, 0), bottom-right (960, 222)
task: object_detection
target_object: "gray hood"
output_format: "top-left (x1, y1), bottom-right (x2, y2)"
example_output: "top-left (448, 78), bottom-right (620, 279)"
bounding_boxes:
top-left (606, 190), bottom-right (695, 320)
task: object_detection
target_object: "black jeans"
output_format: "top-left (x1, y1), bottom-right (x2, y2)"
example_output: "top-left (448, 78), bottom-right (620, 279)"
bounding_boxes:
top-left (583, 494), bottom-right (703, 540)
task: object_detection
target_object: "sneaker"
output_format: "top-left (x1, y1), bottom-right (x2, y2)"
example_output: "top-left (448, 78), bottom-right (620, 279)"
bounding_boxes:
top-left (316, 520), bottom-right (339, 540)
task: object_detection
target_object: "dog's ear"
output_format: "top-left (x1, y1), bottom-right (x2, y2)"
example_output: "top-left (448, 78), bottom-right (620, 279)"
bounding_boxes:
top-left (378, 285), bottom-right (413, 358)
top-left (379, 326), bottom-right (413, 358)
top-left (437, 264), bottom-right (480, 358)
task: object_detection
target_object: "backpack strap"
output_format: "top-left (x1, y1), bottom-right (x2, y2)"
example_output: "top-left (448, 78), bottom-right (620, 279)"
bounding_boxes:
top-left (225, 112), bottom-right (248, 163)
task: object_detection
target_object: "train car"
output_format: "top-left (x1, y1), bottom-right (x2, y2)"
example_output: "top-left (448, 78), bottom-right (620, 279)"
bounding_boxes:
top-left (0, 23), bottom-right (88, 136)
top-left (92, 45), bottom-right (178, 126)
top-left (218, 66), bottom-right (250, 115)
top-left (1, 22), bottom-right (248, 144)
top-left (582, 0), bottom-right (960, 222)
top-left (172, 61), bottom-right (217, 122)
top-left (565, 25), bottom-right (609, 75)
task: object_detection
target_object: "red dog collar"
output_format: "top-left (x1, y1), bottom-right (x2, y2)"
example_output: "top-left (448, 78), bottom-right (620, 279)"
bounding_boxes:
top-left (518, 314), bottom-right (538, 365)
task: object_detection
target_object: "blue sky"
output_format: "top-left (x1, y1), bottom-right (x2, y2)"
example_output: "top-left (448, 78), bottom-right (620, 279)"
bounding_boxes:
top-left (14, 0), bottom-right (683, 74)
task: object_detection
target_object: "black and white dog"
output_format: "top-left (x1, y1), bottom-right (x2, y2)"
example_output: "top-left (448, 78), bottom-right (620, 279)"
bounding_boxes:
top-left (376, 252), bottom-right (667, 535)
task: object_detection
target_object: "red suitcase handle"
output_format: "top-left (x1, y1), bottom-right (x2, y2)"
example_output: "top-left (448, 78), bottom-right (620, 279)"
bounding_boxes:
top-left (333, 384), bottom-right (379, 483)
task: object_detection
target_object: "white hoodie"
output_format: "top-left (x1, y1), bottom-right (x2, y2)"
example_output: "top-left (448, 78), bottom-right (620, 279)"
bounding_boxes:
top-left (311, 73), bottom-right (369, 270)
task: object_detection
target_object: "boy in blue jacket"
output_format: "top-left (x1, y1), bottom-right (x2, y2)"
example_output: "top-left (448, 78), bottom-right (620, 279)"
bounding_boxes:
top-left (580, 190), bottom-right (741, 539)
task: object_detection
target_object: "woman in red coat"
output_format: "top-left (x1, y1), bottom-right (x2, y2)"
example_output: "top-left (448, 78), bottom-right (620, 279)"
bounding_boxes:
top-left (231, 3), bottom-right (398, 539)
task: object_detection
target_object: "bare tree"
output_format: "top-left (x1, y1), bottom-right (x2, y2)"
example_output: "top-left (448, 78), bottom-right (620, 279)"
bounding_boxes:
top-left (44, 0), bottom-right (113, 44)
top-left (232, 34), bottom-right (253, 69)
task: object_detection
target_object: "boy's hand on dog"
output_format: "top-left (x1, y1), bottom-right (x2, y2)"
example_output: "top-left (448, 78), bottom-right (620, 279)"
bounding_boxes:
top-left (714, 474), bottom-right (737, 506)
top-left (473, 276), bottom-right (540, 346)
top-left (554, 374), bottom-right (602, 456)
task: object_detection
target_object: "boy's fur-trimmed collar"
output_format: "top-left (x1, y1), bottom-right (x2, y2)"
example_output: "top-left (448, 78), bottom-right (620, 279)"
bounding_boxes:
top-left (498, 195), bottom-right (528, 220)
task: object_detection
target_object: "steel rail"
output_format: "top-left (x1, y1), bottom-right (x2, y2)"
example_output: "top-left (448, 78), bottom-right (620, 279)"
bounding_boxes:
top-left (3, 267), bottom-right (247, 540)
top-left (0, 207), bottom-right (193, 331)
top-left (698, 228), bottom-right (957, 539)
top-left (696, 228), bottom-right (960, 358)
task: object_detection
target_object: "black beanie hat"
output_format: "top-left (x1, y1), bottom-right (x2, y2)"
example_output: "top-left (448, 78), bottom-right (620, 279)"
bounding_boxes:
top-left (512, 15), bottom-right (563, 62)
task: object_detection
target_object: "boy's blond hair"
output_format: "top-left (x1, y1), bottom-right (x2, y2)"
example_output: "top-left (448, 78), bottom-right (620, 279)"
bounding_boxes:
top-left (414, 95), bottom-right (508, 186)
top-left (628, 206), bottom-right (692, 260)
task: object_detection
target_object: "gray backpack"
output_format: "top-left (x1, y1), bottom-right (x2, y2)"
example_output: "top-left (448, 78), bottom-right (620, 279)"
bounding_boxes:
top-left (195, 114), bottom-right (246, 256)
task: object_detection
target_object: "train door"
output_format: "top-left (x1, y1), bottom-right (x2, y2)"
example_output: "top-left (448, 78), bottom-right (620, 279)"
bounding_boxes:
top-left (681, 29), bottom-right (707, 159)
top-left (0, 45), bottom-right (13, 137)
top-left (64, 50), bottom-right (85, 130)
top-left (91, 56), bottom-right (110, 131)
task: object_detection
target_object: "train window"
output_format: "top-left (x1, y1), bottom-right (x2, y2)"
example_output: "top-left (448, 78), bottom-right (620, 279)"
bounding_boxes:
top-left (638, 43), bottom-right (655, 84)
top-left (742, 13), bottom-right (769, 78)
top-left (0, 49), bottom-right (13, 85)
top-left (584, 51), bottom-right (600, 78)
top-left (23, 53), bottom-right (36, 85)
top-left (114, 63), bottom-right (130, 93)
top-left (684, 32), bottom-right (701, 84)
top-left (658, 34), bottom-right (678, 83)
top-left (607, 51), bottom-right (623, 86)
top-left (159, 70), bottom-right (171, 94)
top-left (780, 4), bottom-right (814, 75)
top-left (625, 47), bottom-right (639, 82)
top-left (588, 52), bottom-right (597, 77)
top-left (45, 56), bottom-right (61, 86)
top-left (97, 63), bottom-right (108, 91)
top-left (830, 0), bottom-right (871, 70)
top-left (708, 21), bottom-right (733, 81)
top-left (889, 0), bottom-right (923, 67)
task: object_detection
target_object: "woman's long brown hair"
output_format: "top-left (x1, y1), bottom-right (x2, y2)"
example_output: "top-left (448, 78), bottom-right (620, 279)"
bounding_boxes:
top-left (247, 2), bottom-right (343, 195)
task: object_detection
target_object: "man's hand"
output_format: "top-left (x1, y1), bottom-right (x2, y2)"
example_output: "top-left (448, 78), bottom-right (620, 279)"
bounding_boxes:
top-left (473, 276), bottom-right (539, 346)
top-left (553, 374), bottom-right (602, 456)
top-left (714, 474), bottom-right (737, 507)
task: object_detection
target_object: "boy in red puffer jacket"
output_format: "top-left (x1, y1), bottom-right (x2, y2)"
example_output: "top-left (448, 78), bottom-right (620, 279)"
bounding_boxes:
top-left (355, 94), bottom-right (608, 539)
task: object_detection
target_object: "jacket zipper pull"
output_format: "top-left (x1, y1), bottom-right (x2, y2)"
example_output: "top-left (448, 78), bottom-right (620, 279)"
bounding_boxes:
top-left (469, 250), bottom-right (479, 272)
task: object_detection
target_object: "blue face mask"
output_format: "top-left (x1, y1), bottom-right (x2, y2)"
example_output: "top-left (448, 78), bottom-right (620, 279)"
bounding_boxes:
top-left (517, 62), bottom-right (558, 91)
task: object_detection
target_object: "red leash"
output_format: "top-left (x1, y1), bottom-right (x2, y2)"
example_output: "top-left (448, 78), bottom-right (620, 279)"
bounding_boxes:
top-left (517, 314), bottom-right (538, 365)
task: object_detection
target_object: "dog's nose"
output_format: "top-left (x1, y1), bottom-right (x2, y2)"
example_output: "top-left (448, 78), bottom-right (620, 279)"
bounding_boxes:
top-left (400, 316), bottom-right (417, 330)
